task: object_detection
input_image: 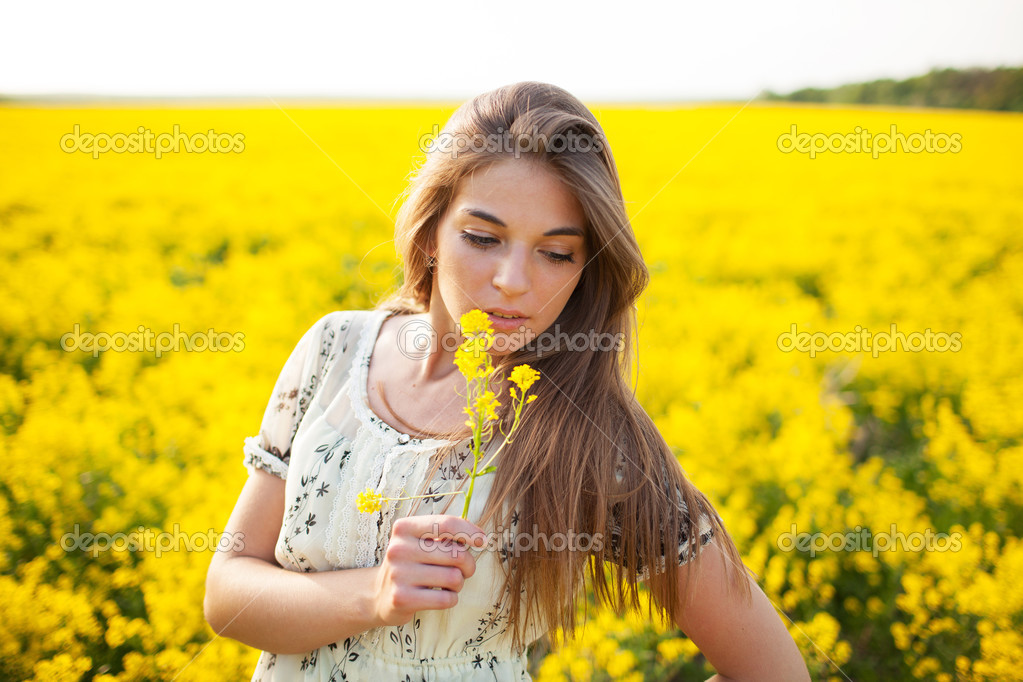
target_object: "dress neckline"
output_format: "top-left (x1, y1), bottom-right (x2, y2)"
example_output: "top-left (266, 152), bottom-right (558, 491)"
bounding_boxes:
top-left (352, 309), bottom-right (473, 449)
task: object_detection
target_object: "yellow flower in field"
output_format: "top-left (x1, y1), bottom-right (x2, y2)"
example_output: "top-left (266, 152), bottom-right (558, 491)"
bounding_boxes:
top-left (656, 637), bottom-right (689, 663)
top-left (460, 309), bottom-right (493, 335)
top-left (568, 657), bottom-right (593, 681)
top-left (606, 648), bottom-right (637, 677)
top-left (356, 488), bottom-right (383, 513)
top-left (510, 364), bottom-right (540, 393)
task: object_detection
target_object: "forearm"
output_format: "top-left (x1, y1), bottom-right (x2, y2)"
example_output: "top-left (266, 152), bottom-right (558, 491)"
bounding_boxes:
top-left (204, 555), bottom-right (381, 655)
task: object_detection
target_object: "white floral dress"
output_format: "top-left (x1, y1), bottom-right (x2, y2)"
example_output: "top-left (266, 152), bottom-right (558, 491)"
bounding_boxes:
top-left (240, 308), bottom-right (715, 681)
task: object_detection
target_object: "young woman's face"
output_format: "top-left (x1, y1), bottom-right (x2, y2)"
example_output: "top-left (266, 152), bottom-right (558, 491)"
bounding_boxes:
top-left (430, 158), bottom-right (588, 355)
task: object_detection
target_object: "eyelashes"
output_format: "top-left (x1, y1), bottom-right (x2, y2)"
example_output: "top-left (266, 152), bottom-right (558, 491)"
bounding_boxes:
top-left (459, 232), bottom-right (576, 266)
top-left (460, 232), bottom-right (497, 249)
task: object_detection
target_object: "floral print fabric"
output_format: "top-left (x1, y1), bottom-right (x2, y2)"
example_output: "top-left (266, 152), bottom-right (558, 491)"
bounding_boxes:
top-left (240, 309), bottom-right (714, 680)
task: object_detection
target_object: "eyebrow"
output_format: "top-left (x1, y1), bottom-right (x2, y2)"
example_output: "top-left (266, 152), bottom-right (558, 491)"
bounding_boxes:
top-left (460, 208), bottom-right (584, 238)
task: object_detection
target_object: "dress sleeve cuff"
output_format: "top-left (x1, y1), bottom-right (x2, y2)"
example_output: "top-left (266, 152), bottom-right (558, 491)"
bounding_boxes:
top-left (242, 435), bottom-right (289, 480)
top-left (632, 513), bottom-right (716, 583)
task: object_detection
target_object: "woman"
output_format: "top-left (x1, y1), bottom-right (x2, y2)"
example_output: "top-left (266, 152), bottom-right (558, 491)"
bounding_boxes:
top-left (204, 81), bottom-right (810, 681)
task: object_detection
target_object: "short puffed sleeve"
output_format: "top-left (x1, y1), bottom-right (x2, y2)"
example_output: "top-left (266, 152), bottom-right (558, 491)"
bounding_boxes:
top-left (242, 311), bottom-right (349, 480)
top-left (607, 450), bottom-right (717, 582)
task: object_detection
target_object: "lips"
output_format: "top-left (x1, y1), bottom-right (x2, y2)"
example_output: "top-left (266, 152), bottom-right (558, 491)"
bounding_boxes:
top-left (487, 308), bottom-right (526, 319)
top-left (485, 309), bottom-right (527, 330)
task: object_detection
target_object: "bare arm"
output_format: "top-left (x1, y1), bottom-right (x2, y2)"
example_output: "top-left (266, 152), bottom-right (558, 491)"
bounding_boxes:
top-left (204, 469), bottom-right (484, 655)
top-left (675, 542), bottom-right (810, 682)
top-left (203, 469), bottom-right (381, 654)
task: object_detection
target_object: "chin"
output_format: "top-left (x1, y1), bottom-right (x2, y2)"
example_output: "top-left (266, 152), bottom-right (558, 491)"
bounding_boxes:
top-left (488, 336), bottom-right (526, 356)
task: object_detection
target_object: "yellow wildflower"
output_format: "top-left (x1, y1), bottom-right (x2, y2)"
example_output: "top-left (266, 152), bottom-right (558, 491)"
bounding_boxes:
top-left (455, 335), bottom-right (492, 380)
top-left (356, 488), bottom-right (383, 513)
top-left (454, 351), bottom-right (481, 380)
top-left (509, 364), bottom-right (540, 393)
top-left (473, 390), bottom-right (500, 422)
top-left (657, 637), bottom-right (689, 663)
top-left (355, 488), bottom-right (463, 515)
top-left (460, 309), bottom-right (493, 335)
top-left (606, 649), bottom-right (637, 677)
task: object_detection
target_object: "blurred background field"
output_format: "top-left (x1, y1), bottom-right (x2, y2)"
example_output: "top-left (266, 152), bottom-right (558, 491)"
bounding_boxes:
top-left (0, 102), bottom-right (1021, 681)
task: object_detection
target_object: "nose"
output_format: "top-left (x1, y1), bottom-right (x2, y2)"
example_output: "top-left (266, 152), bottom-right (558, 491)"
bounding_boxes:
top-left (492, 246), bottom-right (530, 298)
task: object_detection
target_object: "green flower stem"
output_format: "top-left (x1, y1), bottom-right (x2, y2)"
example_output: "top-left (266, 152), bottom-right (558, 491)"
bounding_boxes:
top-left (455, 334), bottom-right (536, 520)
top-left (392, 491), bottom-right (463, 503)
top-left (477, 389), bottom-right (529, 472)
top-left (461, 384), bottom-right (487, 519)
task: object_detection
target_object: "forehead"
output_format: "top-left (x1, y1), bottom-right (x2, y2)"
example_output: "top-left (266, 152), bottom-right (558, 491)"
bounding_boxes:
top-left (448, 159), bottom-right (586, 232)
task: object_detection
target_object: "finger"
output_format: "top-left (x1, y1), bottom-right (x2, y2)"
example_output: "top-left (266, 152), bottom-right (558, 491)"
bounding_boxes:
top-left (409, 585), bottom-right (460, 610)
top-left (410, 564), bottom-right (466, 592)
top-left (395, 515), bottom-right (487, 547)
top-left (415, 537), bottom-right (479, 577)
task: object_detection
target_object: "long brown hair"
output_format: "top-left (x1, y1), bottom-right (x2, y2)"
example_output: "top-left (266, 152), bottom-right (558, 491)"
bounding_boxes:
top-left (377, 81), bottom-right (752, 654)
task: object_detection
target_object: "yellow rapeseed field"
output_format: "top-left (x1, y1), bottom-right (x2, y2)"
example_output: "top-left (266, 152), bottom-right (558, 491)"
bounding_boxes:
top-left (1, 101), bottom-right (1020, 680)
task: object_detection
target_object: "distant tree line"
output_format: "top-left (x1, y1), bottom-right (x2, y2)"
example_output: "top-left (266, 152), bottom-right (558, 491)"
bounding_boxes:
top-left (762, 66), bottom-right (1023, 112)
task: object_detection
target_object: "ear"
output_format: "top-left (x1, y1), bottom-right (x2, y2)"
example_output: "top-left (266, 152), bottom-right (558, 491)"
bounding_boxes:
top-left (425, 236), bottom-right (437, 260)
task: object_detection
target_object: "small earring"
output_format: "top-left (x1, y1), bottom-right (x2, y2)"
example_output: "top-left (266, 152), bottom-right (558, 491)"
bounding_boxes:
top-left (427, 256), bottom-right (437, 270)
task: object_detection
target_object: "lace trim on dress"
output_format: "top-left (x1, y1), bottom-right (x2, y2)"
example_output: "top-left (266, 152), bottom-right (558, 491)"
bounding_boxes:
top-left (243, 435), bottom-right (290, 479)
top-left (323, 421), bottom-right (362, 564)
top-left (330, 309), bottom-right (477, 653)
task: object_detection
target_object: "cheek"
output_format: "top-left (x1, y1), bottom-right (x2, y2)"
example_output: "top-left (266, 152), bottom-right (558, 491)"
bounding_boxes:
top-left (447, 256), bottom-right (489, 290)
top-left (551, 268), bottom-right (583, 303)
top-left (437, 257), bottom-right (486, 307)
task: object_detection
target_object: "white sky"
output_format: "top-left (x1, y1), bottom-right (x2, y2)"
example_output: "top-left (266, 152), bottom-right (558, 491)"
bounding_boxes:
top-left (2, 0), bottom-right (1021, 101)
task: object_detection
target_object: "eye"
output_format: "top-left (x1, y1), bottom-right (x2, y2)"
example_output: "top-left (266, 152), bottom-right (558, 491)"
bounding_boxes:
top-left (543, 251), bottom-right (576, 266)
top-left (461, 231), bottom-right (577, 266)
top-left (460, 232), bottom-right (498, 249)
